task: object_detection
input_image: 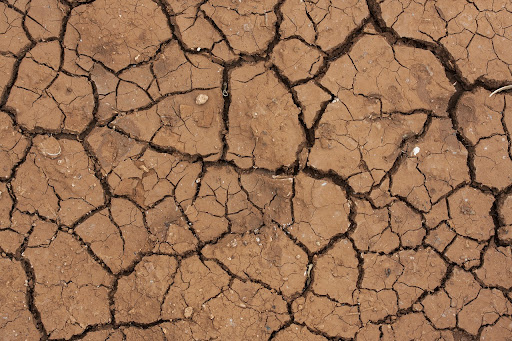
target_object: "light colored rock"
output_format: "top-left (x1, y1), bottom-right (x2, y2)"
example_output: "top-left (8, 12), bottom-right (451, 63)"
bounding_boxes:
top-left (195, 94), bottom-right (209, 105)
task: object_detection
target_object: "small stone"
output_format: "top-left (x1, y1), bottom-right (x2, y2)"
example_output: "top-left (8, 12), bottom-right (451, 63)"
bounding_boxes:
top-left (412, 146), bottom-right (420, 156)
top-left (37, 136), bottom-right (62, 159)
top-left (184, 306), bottom-right (194, 318)
top-left (195, 94), bottom-right (209, 105)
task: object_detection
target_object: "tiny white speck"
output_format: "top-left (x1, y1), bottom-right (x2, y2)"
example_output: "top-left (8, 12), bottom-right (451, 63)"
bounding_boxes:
top-left (412, 146), bottom-right (420, 156)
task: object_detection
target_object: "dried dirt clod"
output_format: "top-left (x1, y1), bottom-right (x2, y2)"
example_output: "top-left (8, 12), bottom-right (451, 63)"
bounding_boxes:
top-left (146, 197), bottom-right (198, 254)
top-left (271, 39), bottom-right (324, 82)
top-left (352, 200), bottom-right (399, 253)
top-left (474, 135), bottom-right (512, 189)
top-left (422, 290), bottom-right (457, 329)
top-left (13, 136), bottom-right (105, 225)
top-left (146, 90), bottom-right (223, 160)
top-left (475, 245), bottom-right (512, 289)
top-left (292, 173), bottom-right (350, 252)
top-left (447, 187), bottom-right (495, 241)
top-left (226, 62), bottom-right (304, 169)
top-left (294, 82), bottom-right (331, 128)
top-left (195, 94), bottom-right (209, 105)
top-left (445, 236), bottom-right (483, 269)
top-left (456, 88), bottom-right (505, 145)
top-left (202, 225), bottom-right (308, 297)
top-left (37, 136), bottom-right (62, 159)
top-left (313, 239), bottom-right (359, 304)
top-left (115, 255), bottom-right (178, 324)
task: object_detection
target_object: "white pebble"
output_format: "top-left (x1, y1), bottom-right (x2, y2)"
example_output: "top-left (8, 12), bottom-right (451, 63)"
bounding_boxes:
top-left (195, 94), bottom-right (209, 105)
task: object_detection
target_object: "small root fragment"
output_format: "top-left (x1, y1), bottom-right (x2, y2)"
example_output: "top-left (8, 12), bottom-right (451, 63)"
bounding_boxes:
top-left (489, 85), bottom-right (512, 97)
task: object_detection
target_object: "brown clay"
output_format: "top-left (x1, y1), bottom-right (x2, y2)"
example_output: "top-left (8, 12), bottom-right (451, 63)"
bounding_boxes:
top-left (1, 0), bottom-right (511, 340)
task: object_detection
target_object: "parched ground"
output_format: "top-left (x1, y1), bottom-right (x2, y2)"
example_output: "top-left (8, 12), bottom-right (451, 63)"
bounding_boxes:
top-left (1, 0), bottom-right (512, 340)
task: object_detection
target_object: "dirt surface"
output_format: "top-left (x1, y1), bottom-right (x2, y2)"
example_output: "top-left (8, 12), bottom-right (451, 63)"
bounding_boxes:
top-left (1, 0), bottom-right (512, 340)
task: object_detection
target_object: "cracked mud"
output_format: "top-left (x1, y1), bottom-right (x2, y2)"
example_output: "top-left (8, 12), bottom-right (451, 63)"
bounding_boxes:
top-left (1, 0), bottom-right (512, 340)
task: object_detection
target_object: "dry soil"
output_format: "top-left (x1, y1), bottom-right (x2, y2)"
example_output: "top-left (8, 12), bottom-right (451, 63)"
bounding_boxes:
top-left (1, 0), bottom-right (512, 340)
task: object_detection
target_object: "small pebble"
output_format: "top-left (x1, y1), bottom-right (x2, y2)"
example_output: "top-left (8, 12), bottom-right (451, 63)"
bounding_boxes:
top-left (412, 146), bottom-right (420, 156)
top-left (184, 306), bottom-right (194, 318)
top-left (38, 136), bottom-right (61, 159)
top-left (195, 94), bottom-right (209, 105)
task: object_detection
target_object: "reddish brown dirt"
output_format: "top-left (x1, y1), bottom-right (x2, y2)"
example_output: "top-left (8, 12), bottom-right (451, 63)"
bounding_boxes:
top-left (1, 0), bottom-right (512, 340)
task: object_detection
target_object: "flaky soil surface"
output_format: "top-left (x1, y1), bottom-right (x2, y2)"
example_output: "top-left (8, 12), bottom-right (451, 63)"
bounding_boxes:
top-left (1, 0), bottom-right (512, 340)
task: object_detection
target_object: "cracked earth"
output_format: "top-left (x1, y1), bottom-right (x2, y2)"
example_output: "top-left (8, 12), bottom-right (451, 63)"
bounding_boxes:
top-left (1, 0), bottom-right (512, 340)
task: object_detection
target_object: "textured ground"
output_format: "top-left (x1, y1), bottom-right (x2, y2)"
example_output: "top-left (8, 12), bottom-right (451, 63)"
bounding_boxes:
top-left (1, 0), bottom-right (512, 340)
